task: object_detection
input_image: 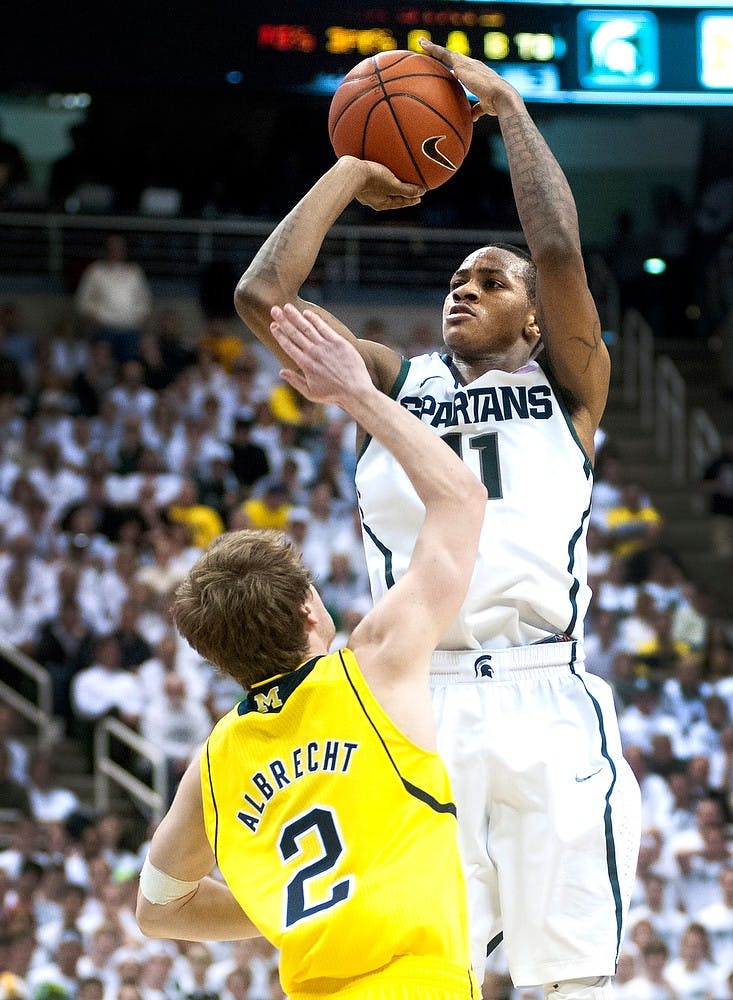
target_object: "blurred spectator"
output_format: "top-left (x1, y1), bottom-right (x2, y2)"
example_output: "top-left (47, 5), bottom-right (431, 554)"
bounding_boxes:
top-left (627, 871), bottom-right (688, 958)
top-left (586, 610), bottom-right (624, 682)
top-left (240, 481), bottom-right (291, 531)
top-left (137, 632), bottom-right (206, 708)
top-left (0, 703), bottom-right (29, 783)
top-left (664, 922), bottom-right (719, 998)
top-left (319, 552), bottom-right (371, 631)
top-left (641, 550), bottom-right (687, 614)
top-left (177, 941), bottom-right (217, 1000)
top-left (594, 556), bottom-right (639, 618)
top-left (196, 319), bottom-right (244, 374)
top-left (696, 866), bottom-right (733, 972)
top-left (149, 310), bottom-right (196, 384)
top-left (107, 362), bottom-right (156, 423)
top-left (0, 303), bottom-right (35, 374)
top-left (138, 941), bottom-right (177, 1000)
top-left (112, 601), bottom-right (152, 671)
top-left (709, 725), bottom-right (733, 807)
top-left (74, 235), bottom-right (153, 364)
top-left (70, 635), bottom-right (143, 771)
top-left (606, 480), bottom-right (664, 559)
top-left (33, 598), bottom-right (95, 726)
top-left (26, 928), bottom-right (84, 998)
top-left (586, 523), bottom-right (612, 595)
top-left (27, 754), bottom-right (79, 825)
top-left (625, 938), bottom-right (676, 999)
top-left (73, 342), bottom-right (119, 419)
top-left (0, 558), bottom-right (49, 652)
top-left (27, 442), bottom-right (86, 527)
top-left (660, 656), bottom-right (712, 752)
top-left (590, 451), bottom-right (625, 531)
top-left (671, 583), bottom-right (713, 655)
top-left (166, 479), bottom-right (224, 549)
top-left (700, 433), bottom-right (733, 563)
top-left (139, 673), bottom-right (210, 803)
top-left (209, 939), bottom-right (277, 1000)
top-left (193, 448), bottom-right (237, 520)
top-left (623, 677), bottom-right (686, 755)
top-left (227, 415), bottom-right (270, 492)
top-left (36, 881), bottom-right (87, 956)
top-left (675, 822), bottom-right (732, 915)
top-left (134, 534), bottom-right (188, 601)
top-left (0, 744), bottom-right (32, 819)
top-left (625, 744), bottom-right (675, 839)
top-left (687, 694), bottom-right (730, 760)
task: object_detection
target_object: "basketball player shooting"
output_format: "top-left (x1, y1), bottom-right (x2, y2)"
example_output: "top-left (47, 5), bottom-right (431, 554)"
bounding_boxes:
top-left (136, 304), bottom-right (487, 1000)
top-left (235, 38), bottom-right (641, 1000)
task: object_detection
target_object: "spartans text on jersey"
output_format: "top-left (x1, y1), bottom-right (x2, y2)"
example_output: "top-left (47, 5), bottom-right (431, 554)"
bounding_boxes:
top-left (402, 383), bottom-right (552, 427)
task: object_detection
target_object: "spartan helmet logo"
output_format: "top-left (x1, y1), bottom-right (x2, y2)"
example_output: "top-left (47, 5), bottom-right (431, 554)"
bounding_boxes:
top-left (422, 135), bottom-right (457, 171)
top-left (474, 655), bottom-right (493, 679)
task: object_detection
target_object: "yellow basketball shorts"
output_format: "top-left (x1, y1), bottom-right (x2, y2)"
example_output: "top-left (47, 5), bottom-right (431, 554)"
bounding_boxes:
top-left (287, 956), bottom-right (479, 1000)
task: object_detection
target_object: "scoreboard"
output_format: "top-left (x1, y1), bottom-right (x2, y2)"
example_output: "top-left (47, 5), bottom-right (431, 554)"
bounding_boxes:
top-left (3, 0), bottom-right (733, 105)
top-left (246, 1), bottom-right (733, 105)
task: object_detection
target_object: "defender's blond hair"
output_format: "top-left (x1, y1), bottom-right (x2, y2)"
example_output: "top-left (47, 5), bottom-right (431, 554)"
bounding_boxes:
top-left (172, 529), bottom-right (313, 688)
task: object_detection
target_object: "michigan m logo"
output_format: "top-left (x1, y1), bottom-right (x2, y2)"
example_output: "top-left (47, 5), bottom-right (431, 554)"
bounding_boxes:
top-left (253, 686), bottom-right (283, 713)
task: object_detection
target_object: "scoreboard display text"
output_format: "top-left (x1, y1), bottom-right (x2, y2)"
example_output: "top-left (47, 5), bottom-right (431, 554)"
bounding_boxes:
top-left (247, 2), bottom-right (733, 105)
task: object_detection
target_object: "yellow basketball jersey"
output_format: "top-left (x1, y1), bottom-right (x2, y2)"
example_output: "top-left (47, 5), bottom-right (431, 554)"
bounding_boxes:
top-left (200, 648), bottom-right (474, 998)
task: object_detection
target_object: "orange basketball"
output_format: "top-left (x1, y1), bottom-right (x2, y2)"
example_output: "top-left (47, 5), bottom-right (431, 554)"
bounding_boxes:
top-left (328, 50), bottom-right (473, 191)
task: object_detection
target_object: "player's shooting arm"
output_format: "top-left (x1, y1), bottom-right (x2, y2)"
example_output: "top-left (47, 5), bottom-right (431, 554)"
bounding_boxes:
top-left (234, 157), bottom-right (421, 387)
top-left (136, 756), bottom-right (260, 942)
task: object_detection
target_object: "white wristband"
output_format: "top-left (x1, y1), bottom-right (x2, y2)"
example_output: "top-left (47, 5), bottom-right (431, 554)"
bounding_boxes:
top-left (139, 855), bottom-right (201, 905)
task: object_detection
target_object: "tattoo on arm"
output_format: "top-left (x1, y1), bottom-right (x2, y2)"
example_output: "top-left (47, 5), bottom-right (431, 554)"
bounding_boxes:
top-left (249, 217), bottom-right (299, 288)
top-left (501, 113), bottom-right (581, 252)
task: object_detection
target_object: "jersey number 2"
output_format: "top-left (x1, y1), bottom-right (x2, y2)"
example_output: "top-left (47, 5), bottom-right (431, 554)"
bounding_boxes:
top-left (442, 431), bottom-right (503, 499)
top-left (279, 806), bottom-right (352, 928)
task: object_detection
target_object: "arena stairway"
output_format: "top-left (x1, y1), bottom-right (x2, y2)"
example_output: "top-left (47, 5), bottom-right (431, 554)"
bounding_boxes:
top-left (600, 358), bottom-right (733, 614)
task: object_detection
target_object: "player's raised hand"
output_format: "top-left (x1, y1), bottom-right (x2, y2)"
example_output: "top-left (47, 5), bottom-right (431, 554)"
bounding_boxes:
top-left (419, 37), bottom-right (522, 120)
top-left (270, 304), bottom-right (375, 407)
top-left (340, 156), bottom-right (425, 211)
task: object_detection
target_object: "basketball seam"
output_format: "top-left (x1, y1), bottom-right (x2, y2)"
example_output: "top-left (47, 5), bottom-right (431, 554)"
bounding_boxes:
top-left (374, 60), bottom-right (427, 188)
top-left (330, 72), bottom-right (462, 132)
top-left (383, 92), bottom-right (470, 152)
top-left (329, 84), bottom-right (384, 133)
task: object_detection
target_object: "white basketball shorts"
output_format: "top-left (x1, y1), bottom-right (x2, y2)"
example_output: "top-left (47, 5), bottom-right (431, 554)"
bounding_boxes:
top-left (430, 640), bottom-right (641, 989)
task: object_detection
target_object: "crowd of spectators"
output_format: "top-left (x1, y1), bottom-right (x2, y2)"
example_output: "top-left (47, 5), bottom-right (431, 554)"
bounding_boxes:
top-left (1, 252), bottom-right (733, 999)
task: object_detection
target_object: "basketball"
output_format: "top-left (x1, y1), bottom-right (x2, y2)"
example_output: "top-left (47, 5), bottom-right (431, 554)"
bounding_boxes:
top-left (328, 50), bottom-right (473, 191)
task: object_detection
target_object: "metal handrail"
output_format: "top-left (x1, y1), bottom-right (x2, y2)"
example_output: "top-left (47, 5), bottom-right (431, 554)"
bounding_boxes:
top-left (0, 210), bottom-right (524, 289)
top-left (689, 407), bottom-right (722, 483)
top-left (0, 641), bottom-right (56, 747)
top-left (94, 716), bottom-right (168, 824)
top-left (621, 308), bottom-right (655, 431)
top-left (655, 356), bottom-right (687, 483)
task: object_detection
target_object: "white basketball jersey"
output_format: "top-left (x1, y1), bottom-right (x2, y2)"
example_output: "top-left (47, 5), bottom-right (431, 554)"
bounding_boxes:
top-left (355, 353), bottom-right (593, 649)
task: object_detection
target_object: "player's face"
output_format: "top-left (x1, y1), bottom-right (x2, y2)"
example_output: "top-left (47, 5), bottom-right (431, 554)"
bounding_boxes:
top-left (442, 248), bottom-right (536, 362)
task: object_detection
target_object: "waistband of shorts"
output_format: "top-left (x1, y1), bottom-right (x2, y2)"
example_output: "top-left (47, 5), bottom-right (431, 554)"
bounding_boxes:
top-left (288, 955), bottom-right (478, 998)
top-left (429, 639), bottom-right (584, 682)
